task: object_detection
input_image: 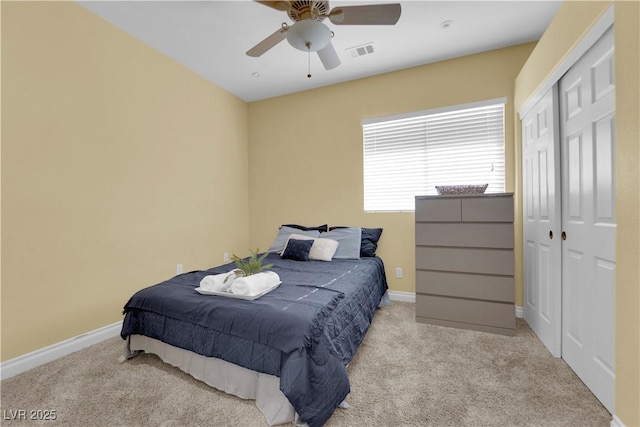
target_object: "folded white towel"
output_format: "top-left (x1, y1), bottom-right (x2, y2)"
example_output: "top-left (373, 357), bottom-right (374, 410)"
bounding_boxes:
top-left (229, 271), bottom-right (281, 296)
top-left (199, 270), bottom-right (240, 293)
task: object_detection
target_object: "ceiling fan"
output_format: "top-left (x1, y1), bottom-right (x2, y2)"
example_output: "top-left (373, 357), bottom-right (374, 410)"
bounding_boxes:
top-left (246, 1), bottom-right (402, 75)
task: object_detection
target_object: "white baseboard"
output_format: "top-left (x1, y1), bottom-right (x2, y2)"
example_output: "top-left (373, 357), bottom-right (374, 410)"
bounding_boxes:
top-left (0, 320), bottom-right (123, 381)
top-left (515, 305), bottom-right (524, 318)
top-left (611, 415), bottom-right (626, 427)
top-left (388, 290), bottom-right (416, 303)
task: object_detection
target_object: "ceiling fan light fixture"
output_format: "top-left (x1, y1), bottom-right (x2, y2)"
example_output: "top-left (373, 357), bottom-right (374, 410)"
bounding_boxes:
top-left (286, 20), bottom-right (332, 52)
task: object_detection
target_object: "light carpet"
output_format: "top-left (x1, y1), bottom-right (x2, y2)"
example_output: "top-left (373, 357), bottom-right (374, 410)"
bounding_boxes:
top-left (0, 302), bottom-right (610, 426)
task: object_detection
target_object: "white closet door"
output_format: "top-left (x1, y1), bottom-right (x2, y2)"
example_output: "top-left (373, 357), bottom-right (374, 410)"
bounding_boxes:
top-left (559, 26), bottom-right (616, 413)
top-left (522, 88), bottom-right (562, 357)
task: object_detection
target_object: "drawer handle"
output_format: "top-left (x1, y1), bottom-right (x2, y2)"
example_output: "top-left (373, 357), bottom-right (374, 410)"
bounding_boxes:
top-left (562, 231), bottom-right (567, 240)
top-left (549, 230), bottom-right (553, 239)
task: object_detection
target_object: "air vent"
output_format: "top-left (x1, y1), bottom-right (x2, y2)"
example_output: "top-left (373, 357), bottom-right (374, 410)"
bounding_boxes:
top-left (347, 43), bottom-right (374, 58)
top-left (347, 43), bottom-right (375, 58)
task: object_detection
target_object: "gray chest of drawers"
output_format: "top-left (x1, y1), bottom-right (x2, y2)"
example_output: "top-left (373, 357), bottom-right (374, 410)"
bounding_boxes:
top-left (415, 193), bottom-right (515, 336)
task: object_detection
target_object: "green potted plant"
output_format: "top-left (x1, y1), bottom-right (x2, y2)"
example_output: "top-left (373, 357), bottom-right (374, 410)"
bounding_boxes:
top-left (225, 248), bottom-right (273, 282)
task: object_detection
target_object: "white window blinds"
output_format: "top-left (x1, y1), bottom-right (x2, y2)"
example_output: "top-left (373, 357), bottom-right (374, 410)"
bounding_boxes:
top-left (362, 99), bottom-right (506, 211)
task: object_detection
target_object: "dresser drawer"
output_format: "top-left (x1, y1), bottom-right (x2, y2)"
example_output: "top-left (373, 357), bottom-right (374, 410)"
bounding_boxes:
top-left (416, 270), bottom-right (514, 302)
top-left (416, 294), bottom-right (515, 330)
top-left (416, 246), bottom-right (514, 276)
top-left (415, 222), bottom-right (514, 248)
top-left (461, 196), bottom-right (514, 222)
top-left (415, 198), bottom-right (461, 222)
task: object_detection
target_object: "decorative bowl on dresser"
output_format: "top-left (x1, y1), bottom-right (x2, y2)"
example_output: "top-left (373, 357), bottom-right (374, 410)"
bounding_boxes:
top-left (414, 193), bottom-right (515, 336)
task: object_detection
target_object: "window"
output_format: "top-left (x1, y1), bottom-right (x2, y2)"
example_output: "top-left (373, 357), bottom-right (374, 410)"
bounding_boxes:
top-left (362, 98), bottom-right (506, 211)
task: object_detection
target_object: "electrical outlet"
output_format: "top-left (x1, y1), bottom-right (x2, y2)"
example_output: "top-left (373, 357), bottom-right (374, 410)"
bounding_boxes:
top-left (176, 264), bottom-right (183, 274)
top-left (223, 252), bottom-right (230, 262)
top-left (395, 267), bottom-right (403, 278)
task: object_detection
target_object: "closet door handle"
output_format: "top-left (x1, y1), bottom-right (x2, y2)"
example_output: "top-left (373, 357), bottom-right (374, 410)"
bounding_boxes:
top-left (549, 230), bottom-right (554, 239)
top-left (562, 231), bottom-right (567, 240)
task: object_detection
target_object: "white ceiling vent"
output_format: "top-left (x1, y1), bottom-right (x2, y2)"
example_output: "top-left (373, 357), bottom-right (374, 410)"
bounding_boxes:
top-left (347, 43), bottom-right (375, 58)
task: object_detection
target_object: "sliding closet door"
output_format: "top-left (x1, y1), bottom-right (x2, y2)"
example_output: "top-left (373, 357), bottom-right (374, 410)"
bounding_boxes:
top-left (559, 26), bottom-right (616, 413)
top-left (522, 88), bottom-right (562, 357)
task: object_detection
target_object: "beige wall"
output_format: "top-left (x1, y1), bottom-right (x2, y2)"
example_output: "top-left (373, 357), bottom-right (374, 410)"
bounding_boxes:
top-left (248, 43), bottom-right (535, 293)
top-left (515, 1), bottom-right (640, 425)
top-left (1, 2), bottom-right (250, 361)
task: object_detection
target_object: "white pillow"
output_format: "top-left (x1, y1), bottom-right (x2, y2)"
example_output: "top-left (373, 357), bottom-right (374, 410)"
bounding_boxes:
top-left (286, 233), bottom-right (339, 262)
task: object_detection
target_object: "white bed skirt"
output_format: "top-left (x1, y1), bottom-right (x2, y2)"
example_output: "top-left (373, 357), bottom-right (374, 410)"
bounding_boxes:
top-left (126, 335), bottom-right (299, 426)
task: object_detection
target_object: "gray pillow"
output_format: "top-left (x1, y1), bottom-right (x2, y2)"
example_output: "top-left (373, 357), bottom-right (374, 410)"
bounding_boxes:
top-left (320, 227), bottom-right (362, 259)
top-left (267, 226), bottom-right (321, 254)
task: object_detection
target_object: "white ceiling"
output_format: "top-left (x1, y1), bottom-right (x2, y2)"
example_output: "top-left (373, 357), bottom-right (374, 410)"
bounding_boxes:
top-left (78, 1), bottom-right (562, 102)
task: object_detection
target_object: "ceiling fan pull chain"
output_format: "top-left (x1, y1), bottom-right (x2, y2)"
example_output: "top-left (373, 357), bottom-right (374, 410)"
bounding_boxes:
top-left (306, 42), bottom-right (312, 78)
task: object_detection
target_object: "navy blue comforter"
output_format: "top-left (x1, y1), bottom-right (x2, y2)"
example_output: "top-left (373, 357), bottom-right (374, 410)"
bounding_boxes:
top-left (121, 254), bottom-right (388, 427)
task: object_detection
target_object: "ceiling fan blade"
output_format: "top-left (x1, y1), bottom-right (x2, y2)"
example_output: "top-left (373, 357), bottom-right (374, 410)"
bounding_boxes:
top-left (255, 1), bottom-right (292, 12)
top-left (317, 42), bottom-right (340, 70)
top-left (329, 3), bottom-right (401, 25)
top-left (246, 25), bottom-right (289, 57)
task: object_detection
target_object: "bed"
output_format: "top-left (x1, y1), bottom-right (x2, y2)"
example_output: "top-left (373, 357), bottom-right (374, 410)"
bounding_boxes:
top-left (120, 226), bottom-right (388, 427)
